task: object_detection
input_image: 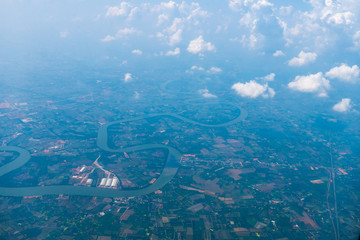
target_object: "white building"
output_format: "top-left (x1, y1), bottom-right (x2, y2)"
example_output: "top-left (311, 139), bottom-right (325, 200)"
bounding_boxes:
top-left (111, 178), bottom-right (119, 188)
top-left (105, 178), bottom-right (112, 187)
top-left (100, 178), bottom-right (106, 186)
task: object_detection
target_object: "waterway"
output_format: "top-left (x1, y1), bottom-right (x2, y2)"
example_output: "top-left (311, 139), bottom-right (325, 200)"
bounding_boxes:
top-left (0, 107), bottom-right (247, 197)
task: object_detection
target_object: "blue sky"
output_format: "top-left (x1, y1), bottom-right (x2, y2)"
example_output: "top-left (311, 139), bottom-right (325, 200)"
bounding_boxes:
top-left (0, 0), bottom-right (359, 113)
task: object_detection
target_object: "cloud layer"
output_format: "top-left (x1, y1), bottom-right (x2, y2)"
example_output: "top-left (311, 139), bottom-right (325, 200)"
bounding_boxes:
top-left (333, 98), bottom-right (352, 112)
top-left (165, 48), bottom-right (180, 56)
top-left (124, 73), bottom-right (133, 82)
top-left (199, 89), bottom-right (217, 98)
top-left (232, 80), bottom-right (275, 98)
top-left (288, 72), bottom-right (330, 97)
top-left (288, 51), bottom-right (317, 67)
top-left (326, 64), bottom-right (360, 82)
top-left (187, 35), bottom-right (215, 55)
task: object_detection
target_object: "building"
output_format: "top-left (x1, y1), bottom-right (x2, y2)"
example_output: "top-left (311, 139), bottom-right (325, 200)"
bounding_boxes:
top-left (111, 178), bottom-right (119, 188)
top-left (100, 178), bottom-right (106, 186)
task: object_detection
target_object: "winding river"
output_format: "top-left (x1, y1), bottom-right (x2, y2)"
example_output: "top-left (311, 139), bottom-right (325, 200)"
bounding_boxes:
top-left (0, 107), bottom-right (247, 197)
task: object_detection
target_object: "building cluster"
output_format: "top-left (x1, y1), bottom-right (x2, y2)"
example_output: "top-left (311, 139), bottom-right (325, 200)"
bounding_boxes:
top-left (99, 177), bottom-right (119, 188)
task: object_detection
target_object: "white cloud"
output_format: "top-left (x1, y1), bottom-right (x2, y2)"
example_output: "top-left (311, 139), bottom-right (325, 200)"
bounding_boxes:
top-left (186, 65), bottom-right (204, 73)
top-left (325, 64), bottom-right (360, 82)
top-left (168, 17), bottom-right (182, 33)
top-left (116, 27), bottom-right (138, 38)
top-left (161, 1), bottom-right (177, 9)
top-left (239, 34), bottom-right (263, 49)
top-left (59, 31), bottom-right (69, 38)
top-left (102, 0), bottom-right (359, 54)
top-left (169, 29), bottom-right (182, 46)
top-left (124, 73), bottom-right (132, 82)
top-left (288, 72), bottom-right (330, 96)
top-left (276, 0), bottom-right (360, 50)
top-left (333, 98), bottom-right (352, 112)
top-left (134, 91), bottom-right (140, 99)
top-left (180, 2), bottom-right (209, 22)
top-left (258, 73), bottom-right (275, 81)
top-left (101, 35), bottom-right (116, 42)
top-left (152, 1), bottom-right (177, 12)
top-left (229, 0), bottom-right (242, 11)
top-left (127, 7), bottom-right (138, 21)
top-left (101, 28), bottom-right (138, 43)
top-left (279, 6), bottom-right (293, 15)
top-left (156, 32), bottom-right (165, 39)
top-left (153, 3), bottom-right (208, 46)
top-left (230, 33), bottom-right (264, 49)
top-left (251, 0), bottom-right (273, 10)
top-left (187, 35), bottom-right (215, 55)
top-left (239, 12), bottom-right (257, 30)
top-left (273, 50), bottom-right (285, 57)
top-left (132, 49), bottom-right (143, 55)
top-left (199, 89), bottom-right (217, 98)
top-left (228, 0), bottom-right (272, 50)
top-left (160, 18), bottom-right (184, 46)
top-left (288, 51), bottom-right (317, 67)
top-left (191, 66), bottom-right (204, 71)
top-left (232, 80), bottom-right (275, 98)
top-left (106, 3), bottom-right (131, 17)
top-left (327, 11), bottom-right (354, 25)
top-left (207, 67), bottom-right (222, 74)
top-left (277, 9), bottom-right (328, 49)
top-left (165, 48), bottom-right (180, 56)
top-left (157, 14), bottom-right (169, 25)
top-left (229, 0), bottom-right (273, 11)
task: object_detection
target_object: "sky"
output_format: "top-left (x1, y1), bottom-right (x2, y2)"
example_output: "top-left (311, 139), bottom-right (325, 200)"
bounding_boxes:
top-left (0, 0), bottom-right (359, 113)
